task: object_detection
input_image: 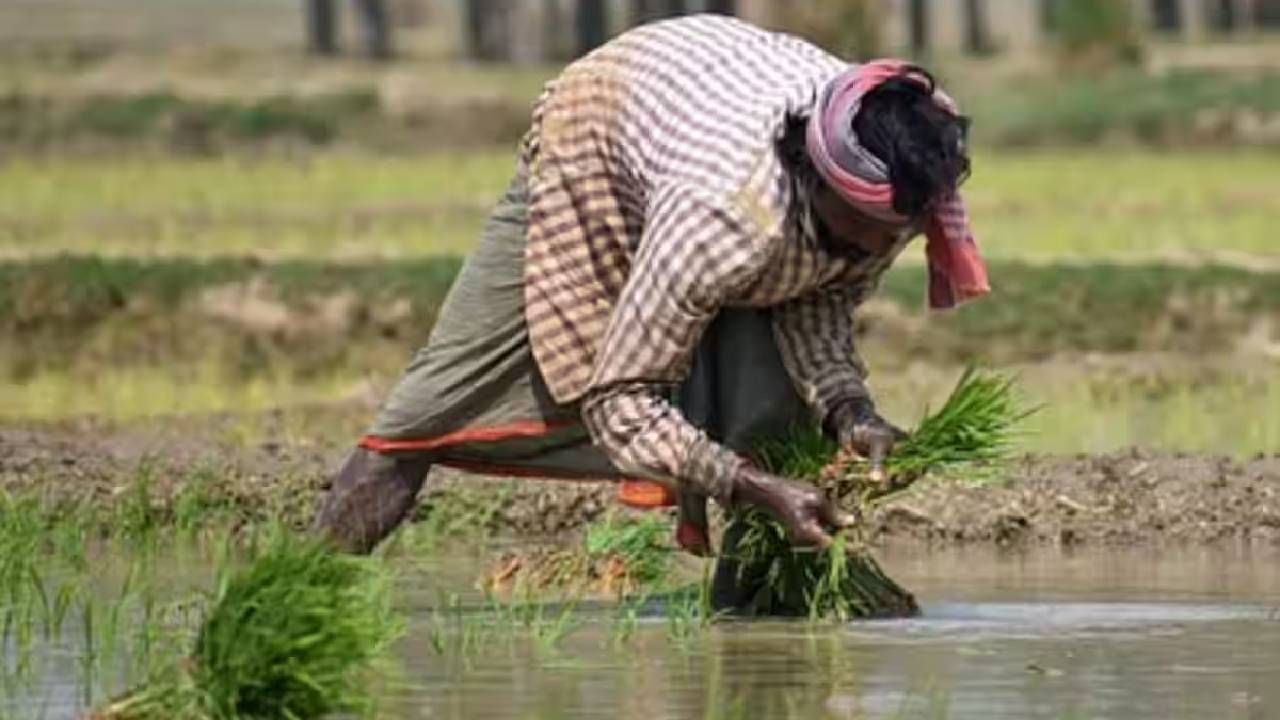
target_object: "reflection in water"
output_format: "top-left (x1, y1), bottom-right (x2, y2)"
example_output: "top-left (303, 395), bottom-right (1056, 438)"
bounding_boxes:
top-left (8, 546), bottom-right (1280, 719)
top-left (393, 546), bottom-right (1280, 720)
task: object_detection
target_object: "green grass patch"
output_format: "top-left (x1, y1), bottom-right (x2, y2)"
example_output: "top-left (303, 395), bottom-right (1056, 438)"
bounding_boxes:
top-left (972, 69), bottom-right (1280, 147)
top-left (3, 256), bottom-right (1280, 426)
top-left (877, 260), bottom-right (1280, 361)
top-left (860, 357), bottom-right (1280, 464)
top-left (0, 255), bottom-right (463, 388)
top-left (1, 89), bottom-right (383, 150)
top-left (4, 256), bottom-right (1279, 366)
top-left (0, 151), bottom-right (514, 258)
top-left (0, 364), bottom-right (364, 420)
top-left (1, 151), bottom-right (1275, 260)
top-left (965, 151), bottom-right (1280, 260)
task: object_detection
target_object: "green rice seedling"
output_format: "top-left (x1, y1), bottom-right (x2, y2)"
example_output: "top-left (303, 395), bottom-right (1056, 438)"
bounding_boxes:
top-left (823, 367), bottom-right (1038, 508)
top-left (484, 513), bottom-right (674, 598)
top-left (115, 464), bottom-right (161, 546)
top-left (723, 368), bottom-right (1033, 620)
top-left (609, 597), bottom-right (643, 648)
top-left (193, 536), bottom-right (402, 718)
top-left (30, 568), bottom-right (79, 642)
top-left (665, 588), bottom-right (705, 649)
top-left (662, 564), bottom-right (718, 650)
top-left (172, 469), bottom-right (236, 536)
top-left (583, 513), bottom-right (673, 589)
top-left (527, 597), bottom-right (582, 657)
top-left (92, 532), bottom-right (403, 720)
top-left (423, 592), bottom-right (466, 658)
top-left (79, 594), bottom-right (97, 707)
top-left (0, 499), bottom-right (75, 695)
top-left (429, 483), bottom-right (515, 539)
top-left (721, 510), bottom-right (917, 620)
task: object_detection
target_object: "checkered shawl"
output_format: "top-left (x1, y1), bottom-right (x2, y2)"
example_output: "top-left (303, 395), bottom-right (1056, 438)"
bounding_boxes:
top-left (522, 16), bottom-right (909, 499)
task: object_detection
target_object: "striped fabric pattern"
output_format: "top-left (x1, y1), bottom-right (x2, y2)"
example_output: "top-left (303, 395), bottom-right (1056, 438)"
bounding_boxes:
top-left (521, 15), bottom-right (911, 497)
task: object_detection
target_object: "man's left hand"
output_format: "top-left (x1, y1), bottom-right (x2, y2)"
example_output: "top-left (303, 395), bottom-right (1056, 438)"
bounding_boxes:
top-left (835, 402), bottom-right (907, 484)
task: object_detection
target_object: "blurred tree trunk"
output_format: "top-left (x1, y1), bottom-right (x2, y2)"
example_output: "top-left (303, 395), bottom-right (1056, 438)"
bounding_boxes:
top-left (633, 0), bottom-right (687, 24)
top-left (963, 0), bottom-right (991, 55)
top-left (355, 0), bottom-right (394, 59)
top-left (706, 0), bottom-right (736, 14)
top-left (1213, 0), bottom-right (1254, 31)
top-left (306, 0), bottom-right (338, 55)
top-left (1179, 0), bottom-right (1207, 40)
top-left (577, 0), bottom-right (609, 56)
top-left (1261, 0), bottom-right (1280, 25)
top-left (465, 0), bottom-right (488, 59)
top-left (1040, 0), bottom-right (1058, 32)
top-left (466, 0), bottom-right (510, 61)
top-left (1152, 0), bottom-right (1180, 30)
top-left (908, 0), bottom-right (929, 55)
top-left (544, 0), bottom-right (567, 60)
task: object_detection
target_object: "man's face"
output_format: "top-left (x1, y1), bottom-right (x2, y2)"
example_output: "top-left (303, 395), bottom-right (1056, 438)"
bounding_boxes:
top-left (812, 182), bottom-right (915, 256)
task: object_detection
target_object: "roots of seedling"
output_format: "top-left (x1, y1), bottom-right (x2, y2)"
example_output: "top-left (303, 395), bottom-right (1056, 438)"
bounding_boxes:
top-left (483, 547), bottom-right (645, 597)
top-left (714, 509), bottom-right (918, 619)
top-left (482, 513), bottom-right (674, 598)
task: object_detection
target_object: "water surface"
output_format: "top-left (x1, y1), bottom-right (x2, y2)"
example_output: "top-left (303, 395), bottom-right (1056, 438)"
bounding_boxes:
top-left (395, 545), bottom-right (1280, 720)
top-left (9, 545), bottom-right (1280, 719)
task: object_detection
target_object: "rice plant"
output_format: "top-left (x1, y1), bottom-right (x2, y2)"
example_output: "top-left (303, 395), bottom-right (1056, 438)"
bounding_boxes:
top-left (484, 513), bottom-right (674, 598)
top-left (825, 367), bottom-right (1038, 507)
top-left (91, 532), bottom-right (403, 720)
top-left (722, 368), bottom-right (1033, 619)
top-left (583, 513), bottom-right (672, 588)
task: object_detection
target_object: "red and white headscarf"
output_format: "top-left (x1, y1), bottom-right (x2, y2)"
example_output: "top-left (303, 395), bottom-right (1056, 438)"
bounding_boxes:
top-left (806, 60), bottom-right (990, 309)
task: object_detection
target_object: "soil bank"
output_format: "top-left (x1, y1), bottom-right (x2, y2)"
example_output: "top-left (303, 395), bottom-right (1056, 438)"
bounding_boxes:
top-left (4, 419), bottom-right (1280, 548)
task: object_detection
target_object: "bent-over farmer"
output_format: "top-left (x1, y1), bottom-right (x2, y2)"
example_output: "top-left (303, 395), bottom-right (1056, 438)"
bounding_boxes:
top-left (313, 14), bottom-right (988, 562)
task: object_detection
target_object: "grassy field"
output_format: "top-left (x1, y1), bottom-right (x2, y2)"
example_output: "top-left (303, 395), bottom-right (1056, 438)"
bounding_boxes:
top-left (971, 68), bottom-right (1280, 147)
top-left (4, 256), bottom-right (1278, 376)
top-left (868, 359), bottom-right (1280, 457)
top-left (0, 152), bottom-right (516, 258)
top-left (2, 150), bottom-right (1278, 261)
top-left (964, 151), bottom-right (1280, 261)
top-left (6, 356), bottom-right (1277, 456)
top-left (2, 255), bottom-right (1278, 454)
top-left (2, 148), bottom-right (1278, 455)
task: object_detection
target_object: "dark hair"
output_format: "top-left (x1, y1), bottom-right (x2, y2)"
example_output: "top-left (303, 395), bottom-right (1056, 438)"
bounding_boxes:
top-left (852, 67), bottom-right (971, 217)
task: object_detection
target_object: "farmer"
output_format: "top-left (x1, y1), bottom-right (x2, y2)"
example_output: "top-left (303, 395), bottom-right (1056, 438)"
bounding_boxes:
top-left (313, 14), bottom-right (986, 558)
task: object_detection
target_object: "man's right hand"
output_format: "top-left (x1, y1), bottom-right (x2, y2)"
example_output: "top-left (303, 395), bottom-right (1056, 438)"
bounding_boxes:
top-left (731, 465), bottom-right (855, 547)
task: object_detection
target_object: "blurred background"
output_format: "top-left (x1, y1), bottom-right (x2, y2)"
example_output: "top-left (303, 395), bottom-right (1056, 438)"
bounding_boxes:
top-left (1, 0), bottom-right (1278, 456)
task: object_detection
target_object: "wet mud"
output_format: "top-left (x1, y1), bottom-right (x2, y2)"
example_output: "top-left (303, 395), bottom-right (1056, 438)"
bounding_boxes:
top-left (3, 420), bottom-right (1279, 547)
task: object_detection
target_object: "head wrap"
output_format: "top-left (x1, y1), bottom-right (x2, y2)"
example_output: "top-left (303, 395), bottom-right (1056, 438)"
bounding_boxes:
top-left (806, 60), bottom-right (990, 309)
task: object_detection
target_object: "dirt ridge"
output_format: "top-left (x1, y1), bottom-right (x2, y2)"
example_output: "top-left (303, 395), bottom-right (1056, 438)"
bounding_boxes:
top-left (4, 424), bottom-right (1279, 548)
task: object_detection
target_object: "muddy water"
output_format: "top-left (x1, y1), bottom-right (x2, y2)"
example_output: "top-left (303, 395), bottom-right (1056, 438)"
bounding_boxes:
top-left (9, 546), bottom-right (1280, 719)
top-left (393, 546), bottom-right (1280, 720)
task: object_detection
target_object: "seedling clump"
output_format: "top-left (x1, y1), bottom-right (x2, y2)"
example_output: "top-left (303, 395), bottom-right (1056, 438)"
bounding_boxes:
top-left (485, 513), bottom-right (673, 597)
top-left (721, 368), bottom-right (1034, 619)
top-left (93, 533), bottom-right (403, 720)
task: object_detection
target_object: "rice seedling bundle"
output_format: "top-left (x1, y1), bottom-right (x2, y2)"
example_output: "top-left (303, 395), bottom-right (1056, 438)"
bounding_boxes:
top-left (91, 533), bottom-right (403, 720)
top-left (484, 513), bottom-right (672, 597)
top-left (720, 368), bottom-right (1033, 620)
